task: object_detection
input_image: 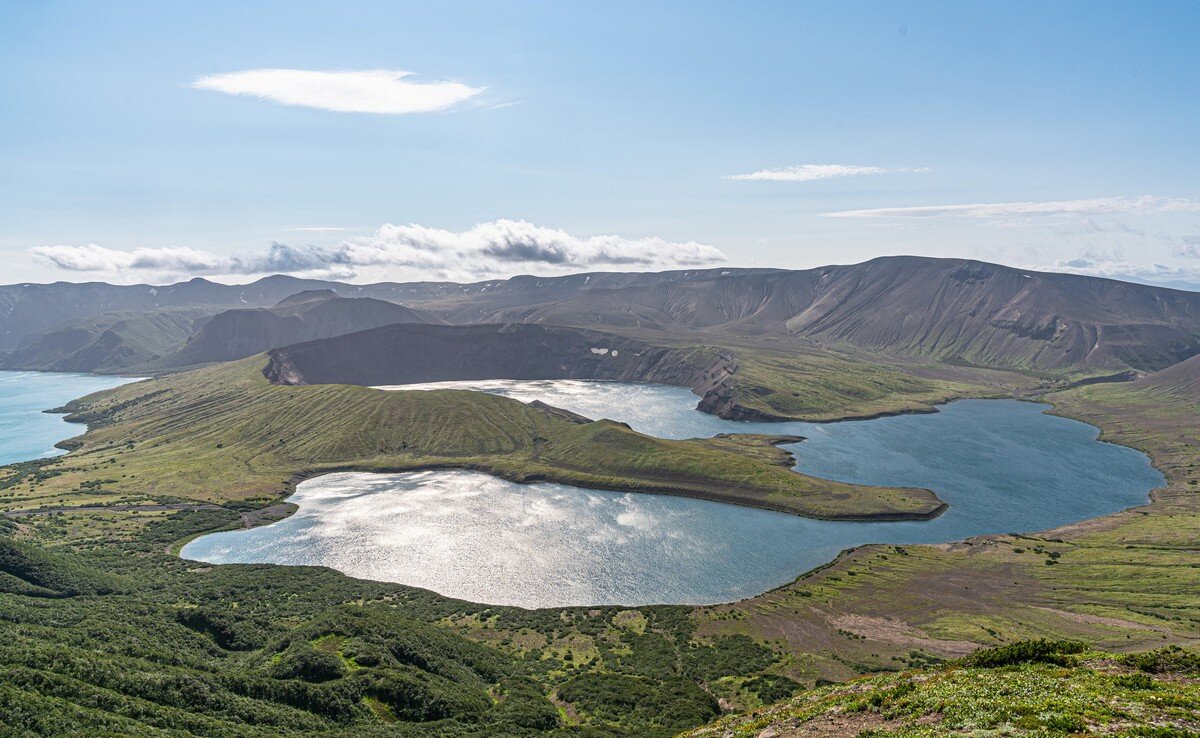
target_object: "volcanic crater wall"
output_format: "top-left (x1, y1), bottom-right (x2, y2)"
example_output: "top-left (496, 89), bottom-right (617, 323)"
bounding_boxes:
top-left (263, 323), bottom-right (750, 417)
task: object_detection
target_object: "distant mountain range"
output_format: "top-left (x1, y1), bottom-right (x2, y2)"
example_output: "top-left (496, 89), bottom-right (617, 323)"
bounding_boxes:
top-left (155, 290), bottom-right (440, 370)
top-left (2, 256), bottom-right (1199, 376)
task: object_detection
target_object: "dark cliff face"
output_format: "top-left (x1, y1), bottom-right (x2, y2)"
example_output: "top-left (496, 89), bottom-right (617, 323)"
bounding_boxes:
top-left (262, 323), bottom-right (752, 417)
top-left (264, 323), bottom-right (719, 387)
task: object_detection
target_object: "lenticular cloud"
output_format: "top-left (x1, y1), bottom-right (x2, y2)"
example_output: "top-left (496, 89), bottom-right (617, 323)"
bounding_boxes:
top-left (191, 69), bottom-right (483, 114)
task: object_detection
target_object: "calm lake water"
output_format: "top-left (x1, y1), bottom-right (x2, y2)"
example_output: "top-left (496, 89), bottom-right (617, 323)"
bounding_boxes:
top-left (0, 370), bottom-right (138, 466)
top-left (182, 380), bottom-right (1165, 608)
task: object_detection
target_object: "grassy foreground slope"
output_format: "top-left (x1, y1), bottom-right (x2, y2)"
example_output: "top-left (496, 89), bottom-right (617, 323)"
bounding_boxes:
top-left (2, 355), bottom-right (942, 521)
top-left (682, 641), bottom-right (1200, 737)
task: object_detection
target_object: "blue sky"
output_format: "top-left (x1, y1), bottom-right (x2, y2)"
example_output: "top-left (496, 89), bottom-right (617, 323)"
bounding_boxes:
top-left (2, 1), bottom-right (1199, 287)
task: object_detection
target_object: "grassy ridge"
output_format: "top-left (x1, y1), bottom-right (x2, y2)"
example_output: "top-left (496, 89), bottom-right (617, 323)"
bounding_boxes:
top-left (717, 349), bottom-right (1007, 421)
top-left (2, 355), bottom-right (941, 521)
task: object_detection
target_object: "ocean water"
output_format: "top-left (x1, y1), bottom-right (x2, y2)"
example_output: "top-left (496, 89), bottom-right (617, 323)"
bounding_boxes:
top-left (182, 381), bottom-right (1165, 608)
top-left (0, 370), bottom-right (139, 466)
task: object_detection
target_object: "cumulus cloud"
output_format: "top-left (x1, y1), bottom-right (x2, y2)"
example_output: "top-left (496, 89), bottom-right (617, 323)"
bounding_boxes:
top-left (28, 220), bottom-right (726, 282)
top-left (190, 69), bottom-right (483, 114)
top-left (728, 164), bottom-right (928, 182)
top-left (824, 195), bottom-right (1200, 218)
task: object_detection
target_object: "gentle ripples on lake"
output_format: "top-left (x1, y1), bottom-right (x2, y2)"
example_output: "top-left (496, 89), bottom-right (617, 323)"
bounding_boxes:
top-left (0, 371), bottom-right (138, 466)
top-left (181, 380), bottom-right (1164, 608)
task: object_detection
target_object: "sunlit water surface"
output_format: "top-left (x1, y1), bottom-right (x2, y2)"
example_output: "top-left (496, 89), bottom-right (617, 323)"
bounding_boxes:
top-left (182, 380), bottom-right (1164, 608)
top-left (0, 370), bottom-right (139, 466)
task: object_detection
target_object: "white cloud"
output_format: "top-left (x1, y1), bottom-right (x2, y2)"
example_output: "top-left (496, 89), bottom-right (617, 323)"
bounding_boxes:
top-left (29, 244), bottom-right (229, 273)
top-left (1034, 256), bottom-right (1200, 290)
top-left (728, 164), bottom-right (928, 182)
top-left (190, 69), bottom-right (483, 114)
top-left (1176, 236), bottom-right (1200, 259)
top-left (824, 195), bottom-right (1200, 218)
top-left (29, 220), bottom-right (726, 282)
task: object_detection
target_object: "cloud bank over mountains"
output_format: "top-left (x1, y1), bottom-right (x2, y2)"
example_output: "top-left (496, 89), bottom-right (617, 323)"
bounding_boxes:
top-left (29, 220), bottom-right (727, 283)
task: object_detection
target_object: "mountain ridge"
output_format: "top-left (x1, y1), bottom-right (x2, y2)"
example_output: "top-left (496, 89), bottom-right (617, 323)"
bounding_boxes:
top-left (4, 256), bottom-right (1199, 374)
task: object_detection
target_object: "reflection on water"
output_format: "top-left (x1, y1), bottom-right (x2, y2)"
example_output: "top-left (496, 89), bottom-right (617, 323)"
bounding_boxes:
top-left (182, 381), bottom-right (1164, 608)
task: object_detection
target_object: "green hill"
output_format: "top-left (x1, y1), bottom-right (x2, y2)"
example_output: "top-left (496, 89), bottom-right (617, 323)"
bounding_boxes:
top-left (21, 355), bottom-right (942, 521)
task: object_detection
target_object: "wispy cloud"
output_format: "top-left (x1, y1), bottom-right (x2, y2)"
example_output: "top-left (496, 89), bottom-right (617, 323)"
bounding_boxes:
top-left (1176, 236), bottom-right (1200, 259)
top-left (728, 164), bottom-right (928, 182)
top-left (29, 220), bottom-right (726, 282)
top-left (190, 69), bottom-right (483, 114)
top-left (824, 195), bottom-right (1200, 218)
top-left (1035, 256), bottom-right (1200, 291)
top-left (289, 226), bottom-right (350, 232)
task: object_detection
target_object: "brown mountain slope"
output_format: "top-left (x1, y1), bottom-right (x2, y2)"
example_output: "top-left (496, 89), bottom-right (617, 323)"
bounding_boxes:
top-left (156, 291), bottom-right (441, 368)
top-left (421, 256), bottom-right (1200, 373)
top-left (6, 256), bottom-right (1198, 375)
top-left (1131, 353), bottom-right (1200, 400)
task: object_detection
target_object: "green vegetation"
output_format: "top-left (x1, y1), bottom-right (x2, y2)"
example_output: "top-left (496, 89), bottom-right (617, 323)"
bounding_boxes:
top-left (717, 346), bottom-right (1028, 421)
top-left (0, 343), bottom-right (1197, 737)
top-left (683, 643), bottom-right (1200, 737)
top-left (0, 512), bottom-right (801, 737)
top-left (0, 307), bottom-right (209, 373)
top-left (9, 355), bottom-right (941, 521)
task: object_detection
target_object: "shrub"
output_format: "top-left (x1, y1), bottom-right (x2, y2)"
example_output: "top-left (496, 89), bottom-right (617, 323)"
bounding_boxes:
top-left (269, 644), bottom-right (346, 683)
top-left (1121, 646), bottom-right (1200, 675)
top-left (960, 639), bottom-right (1087, 668)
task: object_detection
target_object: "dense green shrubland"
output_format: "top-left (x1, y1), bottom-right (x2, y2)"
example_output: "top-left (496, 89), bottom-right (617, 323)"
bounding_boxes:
top-left (0, 509), bottom-right (800, 737)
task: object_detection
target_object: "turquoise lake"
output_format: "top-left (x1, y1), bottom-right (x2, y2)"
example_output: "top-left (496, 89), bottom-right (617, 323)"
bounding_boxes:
top-left (0, 370), bottom-right (137, 466)
top-left (181, 380), bottom-right (1165, 608)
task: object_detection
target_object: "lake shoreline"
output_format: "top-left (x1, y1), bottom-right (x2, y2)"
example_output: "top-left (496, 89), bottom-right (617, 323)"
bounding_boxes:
top-left (180, 384), bottom-right (1161, 609)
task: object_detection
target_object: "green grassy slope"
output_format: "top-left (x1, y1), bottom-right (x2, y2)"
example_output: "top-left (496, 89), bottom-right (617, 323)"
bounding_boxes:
top-left (681, 640), bottom-right (1200, 737)
top-left (4, 355), bottom-right (941, 521)
top-left (0, 308), bottom-right (208, 373)
top-left (712, 347), bottom-right (1029, 421)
